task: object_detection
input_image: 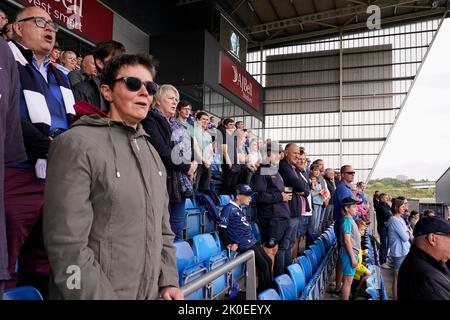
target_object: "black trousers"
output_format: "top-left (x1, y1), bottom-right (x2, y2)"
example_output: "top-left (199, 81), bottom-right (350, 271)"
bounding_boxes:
top-left (243, 244), bottom-right (273, 294)
top-left (0, 280), bottom-right (4, 300)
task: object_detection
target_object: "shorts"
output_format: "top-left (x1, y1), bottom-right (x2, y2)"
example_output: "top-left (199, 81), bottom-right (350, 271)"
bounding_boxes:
top-left (354, 263), bottom-right (369, 281)
top-left (391, 255), bottom-right (406, 272)
top-left (339, 249), bottom-right (358, 277)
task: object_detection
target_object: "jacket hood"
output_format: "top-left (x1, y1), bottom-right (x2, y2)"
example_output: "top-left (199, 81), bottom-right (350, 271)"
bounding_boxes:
top-left (73, 101), bottom-right (108, 122)
top-left (71, 114), bottom-right (148, 136)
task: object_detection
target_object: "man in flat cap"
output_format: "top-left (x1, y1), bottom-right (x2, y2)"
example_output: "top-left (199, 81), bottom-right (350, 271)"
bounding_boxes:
top-left (398, 216), bottom-right (450, 300)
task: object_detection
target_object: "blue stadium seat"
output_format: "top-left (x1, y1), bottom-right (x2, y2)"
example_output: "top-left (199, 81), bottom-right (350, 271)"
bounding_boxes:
top-left (249, 221), bottom-right (261, 242)
top-left (173, 240), bottom-right (207, 300)
top-left (229, 250), bottom-right (244, 280)
top-left (310, 244), bottom-right (323, 263)
top-left (185, 199), bottom-right (202, 239)
top-left (202, 211), bottom-right (216, 234)
top-left (258, 288), bottom-right (281, 300)
top-left (304, 249), bottom-right (318, 273)
top-left (297, 255), bottom-right (313, 281)
top-left (366, 287), bottom-right (378, 300)
top-left (287, 263), bottom-right (306, 298)
top-left (323, 232), bottom-right (332, 248)
top-left (193, 233), bottom-right (229, 298)
top-left (316, 237), bottom-right (327, 255)
top-left (219, 195), bottom-right (232, 207)
top-left (274, 274), bottom-right (297, 300)
top-left (3, 286), bottom-right (43, 300)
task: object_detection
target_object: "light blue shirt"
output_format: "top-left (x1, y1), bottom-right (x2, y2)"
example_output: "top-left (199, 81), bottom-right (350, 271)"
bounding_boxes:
top-left (387, 215), bottom-right (411, 257)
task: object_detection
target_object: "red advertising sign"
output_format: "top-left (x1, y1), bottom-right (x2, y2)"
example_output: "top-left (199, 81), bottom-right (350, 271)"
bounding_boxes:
top-left (219, 51), bottom-right (260, 111)
top-left (15, 0), bottom-right (113, 43)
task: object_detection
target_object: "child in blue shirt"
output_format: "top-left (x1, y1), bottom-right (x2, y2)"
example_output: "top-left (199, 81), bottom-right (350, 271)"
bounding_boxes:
top-left (338, 197), bottom-right (362, 300)
top-left (218, 184), bottom-right (273, 294)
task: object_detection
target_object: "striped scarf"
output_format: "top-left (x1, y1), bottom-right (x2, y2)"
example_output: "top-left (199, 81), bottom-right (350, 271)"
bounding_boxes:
top-left (8, 41), bottom-right (75, 127)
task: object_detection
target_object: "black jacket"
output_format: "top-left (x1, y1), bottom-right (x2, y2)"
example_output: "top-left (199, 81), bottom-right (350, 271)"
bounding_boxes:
top-left (375, 202), bottom-right (392, 228)
top-left (324, 176), bottom-right (336, 205)
top-left (73, 76), bottom-right (107, 112)
top-left (141, 108), bottom-right (191, 202)
top-left (250, 165), bottom-right (290, 221)
top-left (398, 245), bottom-right (450, 300)
top-left (278, 159), bottom-right (310, 217)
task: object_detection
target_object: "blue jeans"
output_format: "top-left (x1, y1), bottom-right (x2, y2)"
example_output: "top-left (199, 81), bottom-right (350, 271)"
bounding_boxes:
top-left (378, 225), bottom-right (389, 265)
top-left (310, 204), bottom-right (323, 239)
top-left (287, 217), bottom-right (300, 246)
top-left (169, 199), bottom-right (186, 241)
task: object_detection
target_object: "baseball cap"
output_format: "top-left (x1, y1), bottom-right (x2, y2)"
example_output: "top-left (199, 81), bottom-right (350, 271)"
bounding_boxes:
top-left (235, 184), bottom-right (255, 196)
top-left (341, 197), bottom-right (363, 207)
top-left (413, 216), bottom-right (450, 237)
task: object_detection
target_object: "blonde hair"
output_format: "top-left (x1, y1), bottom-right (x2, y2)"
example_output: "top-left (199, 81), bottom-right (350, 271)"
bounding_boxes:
top-left (155, 84), bottom-right (179, 104)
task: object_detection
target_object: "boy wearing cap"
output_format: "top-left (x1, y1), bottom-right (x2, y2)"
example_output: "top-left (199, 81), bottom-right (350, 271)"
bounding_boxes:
top-left (339, 197), bottom-right (362, 300)
top-left (398, 216), bottom-right (450, 300)
top-left (218, 184), bottom-right (273, 293)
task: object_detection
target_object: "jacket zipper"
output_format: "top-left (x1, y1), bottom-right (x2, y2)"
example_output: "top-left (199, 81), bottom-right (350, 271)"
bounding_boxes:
top-left (133, 138), bottom-right (140, 152)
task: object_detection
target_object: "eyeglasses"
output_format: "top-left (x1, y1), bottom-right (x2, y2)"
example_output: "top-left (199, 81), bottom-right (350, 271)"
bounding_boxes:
top-left (343, 171), bottom-right (356, 175)
top-left (112, 77), bottom-right (158, 95)
top-left (0, 16), bottom-right (8, 22)
top-left (17, 16), bottom-right (59, 32)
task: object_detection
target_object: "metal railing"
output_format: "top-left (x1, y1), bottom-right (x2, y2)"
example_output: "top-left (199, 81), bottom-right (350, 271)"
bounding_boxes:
top-left (181, 250), bottom-right (257, 300)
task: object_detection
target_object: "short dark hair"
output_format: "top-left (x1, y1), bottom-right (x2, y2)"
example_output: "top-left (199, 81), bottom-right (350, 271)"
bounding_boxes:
top-left (340, 165), bottom-right (352, 174)
top-left (391, 198), bottom-right (405, 214)
top-left (93, 40), bottom-right (126, 72)
top-left (101, 54), bottom-right (158, 87)
top-left (410, 210), bottom-right (419, 217)
top-left (235, 121), bottom-right (243, 126)
top-left (177, 100), bottom-right (191, 112)
top-left (423, 209), bottom-right (435, 217)
top-left (195, 111), bottom-right (208, 120)
top-left (223, 118), bottom-right (234, 126)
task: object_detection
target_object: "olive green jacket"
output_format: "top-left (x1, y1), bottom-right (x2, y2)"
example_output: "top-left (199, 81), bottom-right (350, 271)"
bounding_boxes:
top-left (43, 115), bottom-right (179, 300)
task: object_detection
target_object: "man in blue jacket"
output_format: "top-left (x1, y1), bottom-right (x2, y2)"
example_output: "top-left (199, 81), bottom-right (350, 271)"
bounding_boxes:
top-left (251, 150), bottom-right (292, 276)
top-left (218, 184), bottom-right (272, 293)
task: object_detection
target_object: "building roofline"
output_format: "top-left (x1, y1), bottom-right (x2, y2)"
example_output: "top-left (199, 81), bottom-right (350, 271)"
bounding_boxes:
top-left (437, 166), bottom-right (450, 184)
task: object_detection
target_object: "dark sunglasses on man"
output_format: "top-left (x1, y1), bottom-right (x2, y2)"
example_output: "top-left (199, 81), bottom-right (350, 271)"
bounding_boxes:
top-left (16, 16), bottom-right (59, 32)
top-left (112, 77), bottom-right (158, 96)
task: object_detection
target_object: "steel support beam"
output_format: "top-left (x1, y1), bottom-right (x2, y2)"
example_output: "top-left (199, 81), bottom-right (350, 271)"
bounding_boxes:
top-left (247, 0), bottom-right (418, 35)
top-left (248, 6), bottom-right (448, 48)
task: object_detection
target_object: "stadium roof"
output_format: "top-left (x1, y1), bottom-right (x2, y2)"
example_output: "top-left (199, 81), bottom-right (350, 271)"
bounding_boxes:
top-left (102, 0), bottom-right (449, 49)
top-left (213, 0), bottom-right (450, 48)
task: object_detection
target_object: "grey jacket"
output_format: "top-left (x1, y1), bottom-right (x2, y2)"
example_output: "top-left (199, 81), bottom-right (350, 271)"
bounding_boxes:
top-left (43, 115), bottom-right (179, 300)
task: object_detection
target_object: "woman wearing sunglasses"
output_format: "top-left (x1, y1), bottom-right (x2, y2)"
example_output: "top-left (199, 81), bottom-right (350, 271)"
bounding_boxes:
top-left (141, 85), bottom-right (198, 241)
top-left (43, 54), bottom-right (183, 300)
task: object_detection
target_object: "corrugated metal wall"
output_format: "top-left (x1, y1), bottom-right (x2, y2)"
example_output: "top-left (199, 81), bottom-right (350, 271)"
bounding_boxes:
top-left (247, 19), bottom-right (441, 182)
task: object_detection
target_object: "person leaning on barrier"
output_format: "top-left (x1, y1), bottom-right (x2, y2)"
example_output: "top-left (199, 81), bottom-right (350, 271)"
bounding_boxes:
top-left (218, 184), bottom-right (273, 294)
top-left (398, 216), bottom-right (450, 300)
top-left (43, 54), bottom-right (182, 300)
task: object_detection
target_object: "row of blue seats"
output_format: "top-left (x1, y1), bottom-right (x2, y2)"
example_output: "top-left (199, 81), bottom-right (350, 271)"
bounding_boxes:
top-left (364, 229), bottom-right (388, 300)
top-left (174, 232), bottom-right (244, 300)
top-left (258, 226), bottom-right (337, 300)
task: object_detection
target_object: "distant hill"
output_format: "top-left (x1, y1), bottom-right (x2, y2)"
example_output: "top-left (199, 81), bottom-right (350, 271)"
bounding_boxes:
top-left (366, 178), bottom-right (435, 199)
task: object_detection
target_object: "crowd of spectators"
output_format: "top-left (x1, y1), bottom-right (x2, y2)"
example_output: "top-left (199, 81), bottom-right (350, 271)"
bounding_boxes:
top-left (0, 6), bottom-right (449, 301)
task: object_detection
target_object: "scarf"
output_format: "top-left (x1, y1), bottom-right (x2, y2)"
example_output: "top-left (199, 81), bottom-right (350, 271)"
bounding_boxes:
top-left (8, 41), bottom-right (75, 127)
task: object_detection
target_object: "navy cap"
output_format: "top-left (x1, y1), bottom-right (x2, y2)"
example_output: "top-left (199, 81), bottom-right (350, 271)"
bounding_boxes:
top-left (413, 216), bottom-right (450, 237)
top-left (235, 184), bottom-right (255, 196)
top-left (341, 197), bottom-right (363, 207)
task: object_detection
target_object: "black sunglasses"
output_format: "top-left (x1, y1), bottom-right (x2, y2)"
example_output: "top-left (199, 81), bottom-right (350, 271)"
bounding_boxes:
top-left (344, 171), bottom-right (356, 175)
top-left (112, 77), bottom-right (158, 95)
top-left (17, 16), bottom-right (59, 32)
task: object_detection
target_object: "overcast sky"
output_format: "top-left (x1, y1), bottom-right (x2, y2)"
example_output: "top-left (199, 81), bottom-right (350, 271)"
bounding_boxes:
top-left (371, 18), bottom-right (450, 181)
